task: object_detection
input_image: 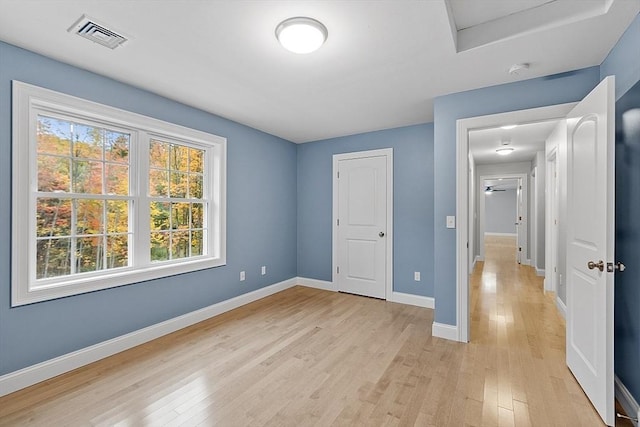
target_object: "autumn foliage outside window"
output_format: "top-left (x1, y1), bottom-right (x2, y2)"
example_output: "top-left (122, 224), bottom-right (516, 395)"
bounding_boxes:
top-left (12, 81), bottom-right (226, 306)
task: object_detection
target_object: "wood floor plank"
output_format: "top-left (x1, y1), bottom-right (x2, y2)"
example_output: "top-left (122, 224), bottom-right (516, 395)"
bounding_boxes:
top-left (0, 237), bottom-right (616, 426)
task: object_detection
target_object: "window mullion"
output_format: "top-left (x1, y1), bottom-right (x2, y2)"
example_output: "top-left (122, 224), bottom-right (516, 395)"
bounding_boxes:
top-left (136, 131), bottom-right (151, 267)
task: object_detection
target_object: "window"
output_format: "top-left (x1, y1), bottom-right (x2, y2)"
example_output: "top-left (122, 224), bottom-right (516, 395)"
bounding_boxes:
top-left (12, 81), bottom-right (226, 306)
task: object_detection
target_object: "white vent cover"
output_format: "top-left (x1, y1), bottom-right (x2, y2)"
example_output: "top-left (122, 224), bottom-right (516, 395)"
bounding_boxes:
top-left (68, 15), bottom-right (127, 49)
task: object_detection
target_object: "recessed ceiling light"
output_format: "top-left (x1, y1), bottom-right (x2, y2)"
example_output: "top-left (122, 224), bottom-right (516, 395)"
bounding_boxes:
top-left (501, 124), bottom-right (517, 130)
top-left (496, 147), bottom-right (515, 155)
top-left (276, 17), bottom-right (328, 54)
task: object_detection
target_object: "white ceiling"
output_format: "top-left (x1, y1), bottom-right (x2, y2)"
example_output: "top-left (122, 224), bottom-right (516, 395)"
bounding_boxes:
top-left (469, 119), bottom-right (560, 164)
top-left (0, 0), bottom-right (637, 143)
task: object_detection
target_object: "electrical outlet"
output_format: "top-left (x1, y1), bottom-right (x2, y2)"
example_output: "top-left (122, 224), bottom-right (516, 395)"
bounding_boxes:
top-left (240, 271), bottom-right (245, 281)
top-left (261, 266), bottom-right (266, 275)
top-left (414, 271), bottom-right (421, 281)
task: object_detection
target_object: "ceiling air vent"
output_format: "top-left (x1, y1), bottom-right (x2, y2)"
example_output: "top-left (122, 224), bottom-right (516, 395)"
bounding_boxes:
top-left (68, 15), bottom-right (127, 49)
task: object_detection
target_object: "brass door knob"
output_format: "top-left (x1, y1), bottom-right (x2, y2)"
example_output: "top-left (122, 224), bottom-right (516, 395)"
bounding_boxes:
top-left (587, 260), bottom-right (604, 272)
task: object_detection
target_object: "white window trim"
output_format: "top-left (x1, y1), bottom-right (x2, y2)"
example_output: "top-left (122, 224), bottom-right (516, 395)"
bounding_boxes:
top-left (12, 81), bottom-right (227, 306)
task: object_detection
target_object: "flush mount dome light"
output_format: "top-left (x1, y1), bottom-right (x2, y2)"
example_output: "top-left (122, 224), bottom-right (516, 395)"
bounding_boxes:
top-left (501, 124), bottom-right (517, 130)
top-left (276, 17), bottom-right (327, 54)
top-left (496, 147), bottom-right (515, 155)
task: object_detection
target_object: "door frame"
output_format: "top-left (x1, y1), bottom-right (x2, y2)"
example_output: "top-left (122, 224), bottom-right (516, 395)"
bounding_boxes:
top-left (478, 173), bottom-right (528, 263)
top-left (332, 148), bottom-right (393, 299)
top-left (545, 148), bottom-right (559, 294)
top-left (455, 103), bottom-right (576, 343)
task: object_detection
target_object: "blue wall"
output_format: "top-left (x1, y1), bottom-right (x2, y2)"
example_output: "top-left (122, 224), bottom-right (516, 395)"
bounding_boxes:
top-left (603, 12), bottom-right (640, 409)
top-left (0, 42), bottom-right (298, 375)
top-left (297, 124), bottom-right (434, 297)
top-left (432, 67), bottom-right (602, 325)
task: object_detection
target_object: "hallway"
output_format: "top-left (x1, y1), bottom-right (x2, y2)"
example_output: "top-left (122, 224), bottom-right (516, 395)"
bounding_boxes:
top-left (469, 235), bottom-right (628, 426)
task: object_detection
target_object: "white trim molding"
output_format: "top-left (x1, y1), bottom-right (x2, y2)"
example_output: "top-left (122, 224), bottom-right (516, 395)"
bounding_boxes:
top-left (389, 292), bottom-right (434, 308)
top-left (616, 375), bottom-right (640, 426)
top-left (535, 267), bottom-right (545, 277)
top-left (297, 277), bottom-right (337, 292)
top-left (432, 322), bottom-right (459, 341)
top-left (556, 296), bottom-right (567, 320)
top-left (0, 277), bottom-right (297, 397)
top-left (484, 232), bottom-right (517, 237)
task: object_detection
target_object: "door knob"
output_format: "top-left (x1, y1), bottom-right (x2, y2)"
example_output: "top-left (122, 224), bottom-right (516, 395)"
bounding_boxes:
top-left (587, 260), bottom-right (604, 272)
top-left (379, 232), bottom-right (385, 237)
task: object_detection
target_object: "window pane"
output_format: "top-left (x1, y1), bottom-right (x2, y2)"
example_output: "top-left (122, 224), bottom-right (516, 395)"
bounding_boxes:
top-left (76, 236), bottom-right (103, 273)
top-left (191, 203), bottom-right (203, 229)
top-left (189, 173), bottom-right (203, 198)
top-left (37, 116), bottom-right (71, 156)
top-left (150, 202), bottom-right (171, 230)
top-left (171, 203), bottom-right (190, 229)
top-left (107, 200), bottom-right (129, 233)
top-left (191, 230), bottom-right (203, 256)
top-left (149, 140), bottom-right (169, 169)
top-left (107, 234), bottom-right (129, 269)
top-left (37, 198), bottom-right (72, 237)
top-left (171, 231), bottom-right (189, 259)
top-left (72, 160), bottom-right (103, 194)
top-left (149, 169), bottom-right (169, 197)
top-left (36, 238), bottom-right (71, 279)
top-left (169, 172), bottom-right (187, 198)
top-left (105, 163), bottom-right (129, 195)
top-left (38, 155), bottom-right (70, 192)
top-left (170, 144), bottom-right (188, 172)
top-left (150, 231), bottom-right (170, 262)
top-left (73, 123), bottom-right (103, 160)
top-left (189, 147), bottom-right (204, 173)
top-left (105, 131), bottom-right (130, 164)
top-left (76, 199), bottom-right (104, 235)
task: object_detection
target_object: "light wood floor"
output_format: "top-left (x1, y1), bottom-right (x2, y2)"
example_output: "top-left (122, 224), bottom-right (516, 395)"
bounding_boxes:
top-left (0, 236), bottom-right (620, 426)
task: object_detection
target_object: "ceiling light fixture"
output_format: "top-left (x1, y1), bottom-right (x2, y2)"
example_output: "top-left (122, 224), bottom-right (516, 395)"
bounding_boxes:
top-left (496, 147), bottom-right (515, 155)
top-left (501, 124), bottom-right (517, 130)
top-left (276, 17), bottom-right (328, 54)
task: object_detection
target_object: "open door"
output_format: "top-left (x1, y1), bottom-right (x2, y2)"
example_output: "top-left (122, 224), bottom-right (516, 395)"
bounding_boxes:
top-left (515, 178), bottom-right (526, 264)
top-left (566, 76), bottom-right (615, 426)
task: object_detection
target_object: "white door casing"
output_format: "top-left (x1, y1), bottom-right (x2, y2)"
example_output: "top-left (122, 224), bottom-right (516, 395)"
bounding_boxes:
top-left (478, 173), bottom-right (527, 262)
top-left (516, 178), bottom-right (526, 264)
top-left (565, 76), bottom-right (615, 426)
top-left (333, 149), bottom-right (393, 299)
top-left (455, 103), bottom-right (577, 344)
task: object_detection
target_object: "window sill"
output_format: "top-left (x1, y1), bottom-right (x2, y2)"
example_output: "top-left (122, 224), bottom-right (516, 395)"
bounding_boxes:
top-left (12, 257), bottom-right (226, 307)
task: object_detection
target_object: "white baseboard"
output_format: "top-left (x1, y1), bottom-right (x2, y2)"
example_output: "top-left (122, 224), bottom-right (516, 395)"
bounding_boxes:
top-left (616, 375), bottom-right (639, 426)
top-left (535, 267), bottom-right (545, 277)
top-left (555, 296), bottom-right (567, 320)
top-left (296, 277), bottom-right (337, 292)
top-left (389, 292), bottom-right (434, 308)
top-left (432, 322), bottom-right (459, 341)
top-left (296, 278), bottom-right (434, 309)
top-left (484, 232), bottom-right (517, 237)
top-left (0, 277), bottom-right (298, 397)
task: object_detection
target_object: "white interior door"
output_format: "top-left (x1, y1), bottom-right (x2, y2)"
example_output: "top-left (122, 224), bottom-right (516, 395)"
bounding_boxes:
top-left (336, 154), bottom-right (388, 299)
top-left (566, 76), bottom-right (615, 426)
top-left (515, 178), bottom-right (526, 264)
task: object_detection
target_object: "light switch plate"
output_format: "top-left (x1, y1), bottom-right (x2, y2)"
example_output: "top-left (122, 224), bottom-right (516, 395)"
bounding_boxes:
top-left (446, 216), bottom-right (456, 228)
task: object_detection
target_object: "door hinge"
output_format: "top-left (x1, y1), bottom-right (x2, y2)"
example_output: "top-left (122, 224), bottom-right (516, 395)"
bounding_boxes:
top-left (337, 171), bottom-right (340, 179)
top-left (519, 247), bottom-right (522, 252)
top-left (554, 267), bottom-right (557, 273)
top-left (337, 266), bottom-right (340, 274)
top-left (337, 219), bottom-right (339, 226)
